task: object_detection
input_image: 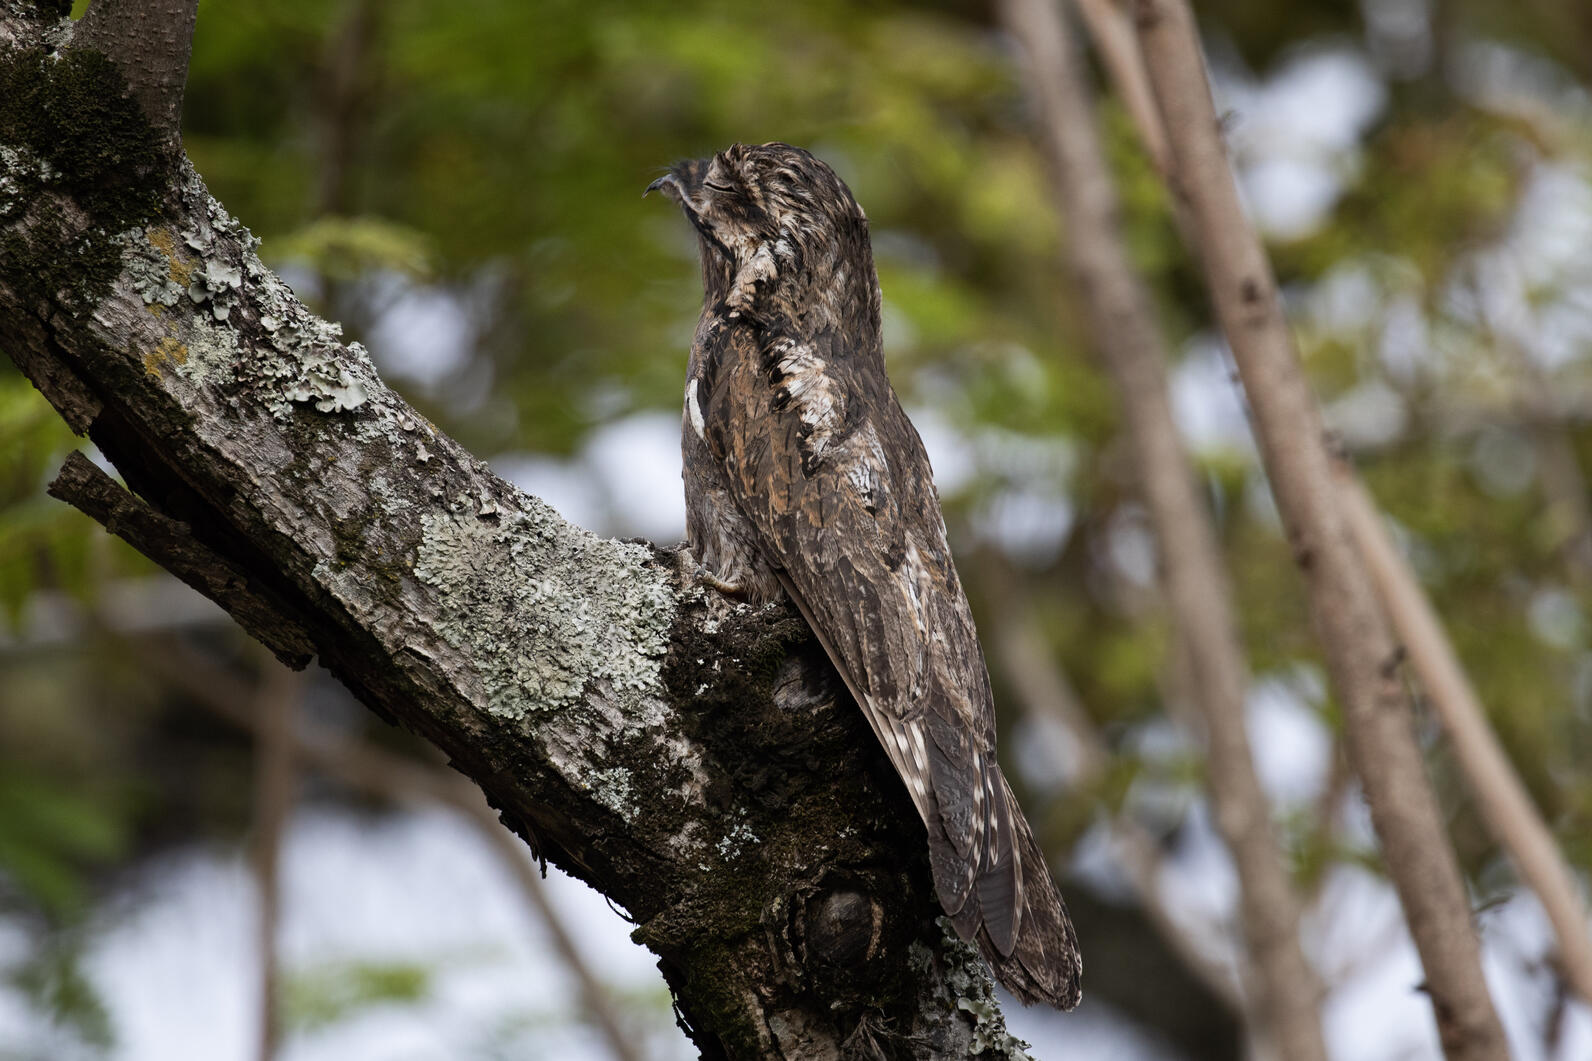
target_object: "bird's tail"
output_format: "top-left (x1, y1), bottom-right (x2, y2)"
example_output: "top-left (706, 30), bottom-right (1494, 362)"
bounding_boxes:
top-left (949, 772), bottom-right (1082, 1009)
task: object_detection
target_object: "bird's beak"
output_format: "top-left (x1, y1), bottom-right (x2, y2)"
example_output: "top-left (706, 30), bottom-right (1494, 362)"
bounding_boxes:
top-left (645, 159), bottom-right (709, 205)
top-left (644, 173), bottom-right (680, 200)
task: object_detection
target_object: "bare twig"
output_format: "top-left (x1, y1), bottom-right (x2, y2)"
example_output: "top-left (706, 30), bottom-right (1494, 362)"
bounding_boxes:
top-left (1334, 464), bottom-right (1592, 1004)
top-left (248, 652), bottom-right (303, 1061)
top-left (1077, 0), bottom-right (1592, 1019)
top-left (47, 453), bottom-right (316, 667)
top-left (1070, 0), bottom-right (1170, 176)
top-left (1129, 2), bottom-right (1509, 1056)
top-left (998, 1), bottom-right (1327, 1056)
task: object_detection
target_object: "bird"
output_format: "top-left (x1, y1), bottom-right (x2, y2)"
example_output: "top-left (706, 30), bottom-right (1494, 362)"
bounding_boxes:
top-left (648, 142), bottom-right (1081, 1009)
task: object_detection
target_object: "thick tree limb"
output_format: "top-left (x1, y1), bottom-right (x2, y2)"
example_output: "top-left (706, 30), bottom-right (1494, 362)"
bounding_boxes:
top-left (1130, 2), bottom-right (1510, 1057)
top-left (0, 8), bottom-right (1034, 1057)
top-left (997, 3), bottom-right (1329, 1058)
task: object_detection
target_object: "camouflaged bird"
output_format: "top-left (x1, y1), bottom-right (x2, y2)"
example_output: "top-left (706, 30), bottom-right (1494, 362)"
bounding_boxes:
top-left (648, 142), bottom-right (1081, 1009)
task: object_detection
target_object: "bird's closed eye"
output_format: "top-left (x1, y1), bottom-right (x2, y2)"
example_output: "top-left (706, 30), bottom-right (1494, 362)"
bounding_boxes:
top-left (703, 180), bottom-right (733, 193)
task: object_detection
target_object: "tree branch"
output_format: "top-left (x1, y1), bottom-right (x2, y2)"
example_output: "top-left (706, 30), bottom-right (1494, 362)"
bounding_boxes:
top-left (0, 8), bottom-right (1032, 1057)
top-left (75, 0), bottom-right (199, 152)
top-left (47, 452), bottom-right (316, 667)
top-left (1072, 0), bottom-right (1592, 1013)
top-left (1069, 0), bottom-right (1169, 177)
top-left (1334, 463), bottom-right (1592, 1005)
top-left (1129, 1), bottom-right (1510, 1056)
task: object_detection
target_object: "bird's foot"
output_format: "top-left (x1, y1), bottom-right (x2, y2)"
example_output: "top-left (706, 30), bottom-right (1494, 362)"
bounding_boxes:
top-left (694, 564), bottom-right (745, 599)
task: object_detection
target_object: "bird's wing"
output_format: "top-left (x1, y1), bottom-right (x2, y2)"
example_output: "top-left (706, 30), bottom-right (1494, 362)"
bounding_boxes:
top-left (698, 322), bottom-right (1080, 1006)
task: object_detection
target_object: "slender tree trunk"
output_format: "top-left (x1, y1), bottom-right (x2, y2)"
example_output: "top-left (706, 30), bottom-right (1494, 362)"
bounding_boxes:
top-left (998, 3), bottom-right (1328, 1057)
top-left (1077, 0), bottom-right (1592, 1022)
top-left (1129, 2), bottom-right (1510, 1057)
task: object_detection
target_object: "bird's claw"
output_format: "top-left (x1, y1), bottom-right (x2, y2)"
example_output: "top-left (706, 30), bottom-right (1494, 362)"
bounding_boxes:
top-left (693, 564), bottom-right (744, 599)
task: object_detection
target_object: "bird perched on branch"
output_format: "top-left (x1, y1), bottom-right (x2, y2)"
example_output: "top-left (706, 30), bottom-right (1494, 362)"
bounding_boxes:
top-left (648, 142), bottom-right (1081, 1009)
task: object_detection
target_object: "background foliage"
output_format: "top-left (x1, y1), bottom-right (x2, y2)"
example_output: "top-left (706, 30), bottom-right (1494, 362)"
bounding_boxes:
top-left (4, 0), bottom-right (1592, 1057)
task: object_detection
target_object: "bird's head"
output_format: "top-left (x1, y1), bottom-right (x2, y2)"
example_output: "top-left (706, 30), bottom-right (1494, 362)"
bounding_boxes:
top-left (648, 142), bottom-right (879, 330)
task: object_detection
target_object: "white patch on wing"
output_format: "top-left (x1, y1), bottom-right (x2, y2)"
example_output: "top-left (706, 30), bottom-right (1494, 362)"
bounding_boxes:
top-left (845, 423), bottom-right (887, 511)
top-left (899, 541), bottom-right (930, 635)
top-left (888, 721), bottom-right (931, 805)
top-left (971, 753), bottom-right (984, 811)
top-left (685, 378), bottom-right (706, 441)
top-left (769, 337), bottom-right (844, 466)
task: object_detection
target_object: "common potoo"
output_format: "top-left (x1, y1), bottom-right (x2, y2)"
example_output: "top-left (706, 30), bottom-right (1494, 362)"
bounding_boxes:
top-left (649, 142), bottom-right (1081, 1009)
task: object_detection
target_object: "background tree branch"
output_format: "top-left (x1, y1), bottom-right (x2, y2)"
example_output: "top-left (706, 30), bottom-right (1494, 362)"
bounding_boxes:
top-left (1131, 1), bottom-right (1510, 1056)
top-left (1073, 0), bottom-right (1592, 1023)
top-left (0, 5), bottom-right (1036, 1057)
top-left (998, 2), bottom-right (1328, 1058)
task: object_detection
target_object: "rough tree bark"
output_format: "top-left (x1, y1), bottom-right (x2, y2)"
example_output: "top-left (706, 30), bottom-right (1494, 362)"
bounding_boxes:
top-left (0, 4), bottom-right (1037, 1057)
top-left (997, 2), bottom-right (1328, 1057)
top-left (1131, 2), bottom-right (1510, 1058)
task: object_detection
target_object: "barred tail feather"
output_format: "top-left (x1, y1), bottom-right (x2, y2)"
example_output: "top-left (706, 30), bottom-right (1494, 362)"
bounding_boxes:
top-left (968, 777), bottom-right (1081, 1009)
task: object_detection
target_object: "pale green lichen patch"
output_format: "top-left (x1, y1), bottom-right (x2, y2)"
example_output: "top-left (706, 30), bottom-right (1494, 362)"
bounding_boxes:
top-left (234, 256), bottom-right (376, 417)
top-left (127, 228), bottom-right (187, 306)
top-left (173, 310), bottom-right (242, 381)
top-left (910, 920), bottom-right (1033, 1059)
top-left (122, 176), bottom-right (377, 420)
top-left (281, 348), bottom-right (369, 412)
top-left (413, 501), bottom-right (674, 722)
top-left (368, 474), bottom-right (410, 514)
top-left (714, 819), bottom-right (758, 860)
top-left (585, 766), bottom-right (637, 819)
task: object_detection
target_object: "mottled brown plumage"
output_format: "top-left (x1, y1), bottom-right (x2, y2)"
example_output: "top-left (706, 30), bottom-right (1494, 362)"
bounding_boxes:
top-left (650, 142), bottom-right (1081, 1008)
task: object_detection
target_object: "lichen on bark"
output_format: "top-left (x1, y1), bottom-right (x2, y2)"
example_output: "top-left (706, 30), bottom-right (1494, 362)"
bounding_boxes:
top-left (413, 504), bottom-right (675, 721)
